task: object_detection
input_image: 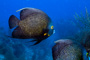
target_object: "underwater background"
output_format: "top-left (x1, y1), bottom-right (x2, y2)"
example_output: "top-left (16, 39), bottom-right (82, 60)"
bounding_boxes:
top-left (0, 0), bottom-right (90, 60)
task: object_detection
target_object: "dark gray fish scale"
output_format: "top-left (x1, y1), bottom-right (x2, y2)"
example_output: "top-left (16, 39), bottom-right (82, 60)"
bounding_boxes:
top-left (19, 13), bottom-right (50, 37)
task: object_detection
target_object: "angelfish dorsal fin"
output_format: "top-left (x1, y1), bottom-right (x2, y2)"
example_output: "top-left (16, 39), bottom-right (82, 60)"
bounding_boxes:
top-left (9, 15), bottom-right (20, 29)
top-left (20, 8), bottom-right (42, 20)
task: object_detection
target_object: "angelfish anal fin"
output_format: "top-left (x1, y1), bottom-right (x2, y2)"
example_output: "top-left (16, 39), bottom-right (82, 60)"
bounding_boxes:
top-left (33, 40), bottom-right (42, 45)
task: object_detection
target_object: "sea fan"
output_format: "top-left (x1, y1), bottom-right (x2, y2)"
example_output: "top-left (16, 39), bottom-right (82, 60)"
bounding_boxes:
top-left (74, 7), bottom-right (90, 30)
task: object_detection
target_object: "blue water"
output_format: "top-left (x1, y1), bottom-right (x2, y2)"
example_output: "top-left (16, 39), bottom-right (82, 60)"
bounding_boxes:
top-left (0, 0), bottom-right (90, 60)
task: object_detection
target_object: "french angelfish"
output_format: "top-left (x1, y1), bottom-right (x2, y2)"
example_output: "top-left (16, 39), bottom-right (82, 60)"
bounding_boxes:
top-left (52, 39), bottom-right (89, 60)
top-left (9, 8), bottom-right (55, 45)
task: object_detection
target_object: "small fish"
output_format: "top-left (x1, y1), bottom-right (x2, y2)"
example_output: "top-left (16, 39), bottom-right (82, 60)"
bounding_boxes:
top-left (9, 8), bottom-right (55, 45)
top-left (74, 31), bottom-right (90, 57)
top-left (84, 35), bottom-right (90, 57)
top-left (52, 39), bottom-right (89, 60)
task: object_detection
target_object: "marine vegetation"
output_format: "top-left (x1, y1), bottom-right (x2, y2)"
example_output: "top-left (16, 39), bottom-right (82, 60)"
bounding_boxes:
top-left (74, 7), bottom-right (90, 30)
top-left (70, 8), bottom-right (90, 57)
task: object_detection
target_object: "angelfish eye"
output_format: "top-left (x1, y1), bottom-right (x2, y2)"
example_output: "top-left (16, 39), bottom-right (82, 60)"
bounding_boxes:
top-left (51, 26), bottom-right (54, 29)
top-left (86, 53), bottom-right (89, 57)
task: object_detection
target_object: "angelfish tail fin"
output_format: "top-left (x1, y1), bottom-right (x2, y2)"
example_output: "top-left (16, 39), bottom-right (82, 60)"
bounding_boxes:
top-left (9, 15), bottom-right (20, 29)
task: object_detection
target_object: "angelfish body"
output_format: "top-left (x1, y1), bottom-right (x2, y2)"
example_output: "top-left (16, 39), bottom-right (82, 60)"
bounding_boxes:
top-left (52, 39), bottom-right (89, 60)
top-left (9, 8), bottom-right (54, 45)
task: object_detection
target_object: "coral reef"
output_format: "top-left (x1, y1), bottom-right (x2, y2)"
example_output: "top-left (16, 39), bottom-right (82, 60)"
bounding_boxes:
top-left (0, 27), bottom-right (53, 60)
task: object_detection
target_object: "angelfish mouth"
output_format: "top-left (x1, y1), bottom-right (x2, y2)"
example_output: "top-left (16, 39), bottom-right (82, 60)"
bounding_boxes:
top-left (88, 52), bottom-right (90, 58)
top-left (53, 30), bottom-right (55, 34)
top-left (87, 49), bottom-right (90, 57)
top-left (89, 52), bottom-right (90, 57)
